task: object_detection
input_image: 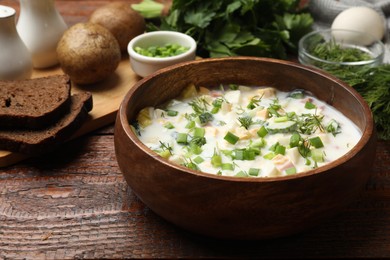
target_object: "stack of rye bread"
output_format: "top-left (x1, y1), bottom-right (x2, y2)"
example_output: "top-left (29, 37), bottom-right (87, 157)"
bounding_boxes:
top-left (0, 74), bottom-right (93, 154)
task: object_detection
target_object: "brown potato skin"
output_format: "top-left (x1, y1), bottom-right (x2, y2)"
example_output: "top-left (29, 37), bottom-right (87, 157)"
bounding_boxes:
top-left (89, 2), bottom-right (146, 52)
top-left (57, 22), bottom-right (121, 85)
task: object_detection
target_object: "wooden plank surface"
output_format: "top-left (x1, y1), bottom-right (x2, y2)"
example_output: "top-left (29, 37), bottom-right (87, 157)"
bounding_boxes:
top-left (1, 129), bottom-right (390, 259)
top-left (1, 0), bottom-right (390, 259)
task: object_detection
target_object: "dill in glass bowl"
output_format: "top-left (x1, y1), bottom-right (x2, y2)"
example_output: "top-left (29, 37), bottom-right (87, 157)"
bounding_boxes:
top-left (298, 29), bottom-right (385, 74)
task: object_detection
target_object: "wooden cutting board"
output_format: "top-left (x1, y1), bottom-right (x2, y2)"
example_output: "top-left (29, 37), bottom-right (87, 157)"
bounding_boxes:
top-left (0, 58), bottom-right (140, 167)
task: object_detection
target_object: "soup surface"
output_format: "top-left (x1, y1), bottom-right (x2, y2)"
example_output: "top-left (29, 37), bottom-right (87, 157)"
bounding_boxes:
top-left (133, 84), bottom-right (361, 177)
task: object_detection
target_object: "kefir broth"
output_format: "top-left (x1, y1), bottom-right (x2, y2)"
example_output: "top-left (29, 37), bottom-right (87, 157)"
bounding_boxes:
top-left (134, 85), bottom-right (362, 177)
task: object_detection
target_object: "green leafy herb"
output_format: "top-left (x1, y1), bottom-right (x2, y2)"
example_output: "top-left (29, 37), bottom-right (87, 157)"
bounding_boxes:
top-left (326, 119), bottom-right (341, 136)
top-left (189, 136), bottom-right (206, 147)
top-left (296, 112), bottom-right (324, 135)
top-left (199, 112), bottom-right (213, 125)
top-left (325, 65), bottom-right (390, 140)
top-left (310, 39), bottom-right (372, 63)
top-left (267, 98), bottom-right (282, 117)
top-left (156, 141), bottom-right (173, 158)
top-left (189, 97), bottom-right (209, 115)
top-left (238, 116), bottom-right (253, 130)
top-left (182, 158), bottom-right (199, 170)
top-left (308, 39), bottom-right (390, 140)
top-left (247, 95), bottom-right (262, 109)
top-left (146, 0), bottom-right (313, 58)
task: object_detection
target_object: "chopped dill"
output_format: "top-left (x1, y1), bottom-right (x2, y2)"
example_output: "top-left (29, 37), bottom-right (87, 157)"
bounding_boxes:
top-left (296, 112), bottom-right (325, 135)
top-left (189, 97), bottom-right (209, 115)
top-left (159, 141), bottom-right (173, 155)
top-left (238, 116), bottom-right (253, 130)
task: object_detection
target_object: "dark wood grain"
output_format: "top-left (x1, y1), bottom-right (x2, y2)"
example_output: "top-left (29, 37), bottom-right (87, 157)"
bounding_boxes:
top-left (1, 0), bottom-right (390, 258)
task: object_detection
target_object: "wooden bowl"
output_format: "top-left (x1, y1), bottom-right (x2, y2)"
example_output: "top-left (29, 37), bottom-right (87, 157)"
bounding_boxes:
top-left (114, 57), bottom-right (376, 240)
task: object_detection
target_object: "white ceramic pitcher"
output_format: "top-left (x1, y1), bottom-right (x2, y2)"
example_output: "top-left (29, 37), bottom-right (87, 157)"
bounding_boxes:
top-left (17, 0), bottom-right (68, 69)
top-left (0, 5), bottom-right (32, 80)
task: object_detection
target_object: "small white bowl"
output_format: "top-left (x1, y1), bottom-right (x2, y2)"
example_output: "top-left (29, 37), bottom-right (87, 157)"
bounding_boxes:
top-left (128, 31), bottom-right (197, 77)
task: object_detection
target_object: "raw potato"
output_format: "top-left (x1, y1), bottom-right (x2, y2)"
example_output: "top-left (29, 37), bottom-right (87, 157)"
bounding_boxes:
top-left (57, 23), bottom-right (121, 85)
top-left (89, 2), bottom-right (146, 52)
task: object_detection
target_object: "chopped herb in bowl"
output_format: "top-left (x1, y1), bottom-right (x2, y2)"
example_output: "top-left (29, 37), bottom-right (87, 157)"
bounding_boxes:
top-left (134, 43), bottom-right (190, 58)
top-left (311, 39), bottom-right (373, 63)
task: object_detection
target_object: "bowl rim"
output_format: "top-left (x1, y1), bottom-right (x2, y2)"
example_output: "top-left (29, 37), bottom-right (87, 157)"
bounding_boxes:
top-left (127, 30), bottom-right (197, 63)
top-left (118, 56), bottom-right (374, 183)
top-left (298, 28), bottom-right (385, 66)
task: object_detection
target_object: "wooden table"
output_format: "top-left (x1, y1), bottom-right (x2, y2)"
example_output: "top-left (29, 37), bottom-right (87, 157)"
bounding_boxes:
top-left (1, 0), bottom-right (390, 258)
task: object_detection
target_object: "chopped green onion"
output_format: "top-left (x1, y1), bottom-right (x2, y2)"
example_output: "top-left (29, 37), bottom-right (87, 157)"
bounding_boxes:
top-left (235, 171), bottom-right (248, 177)
top-left (270, 142), bottom-right (286, 155)
top-left (164, 122), bottom-right (175, 129)
top-left (289, 132), bottom-right (301, 148)
top-left (212, 98), bottom-right (223, 107)
top-left (185, 120), bottom-right (195, 129)
top-left (193, 156), bottom-right (204, 164)
top-left (285, 167), bottom-right (297, 175)
top-left (257, 125), bottom-right (268, 137)
top-left (275, 145), bottom-right (286, 155)
top-left (134, 43), bottom-right (189, 58)
top-left (309, 136), bottom-right (324, 148)
top-left (157, 149), bottom-right (171, 159)
top-left (287, 111), bottom-right (296, 119)
top-left (221, 149), bottom-right (233, 157)
top-left (263, 152), bottom-right (276, 160)
top-left (233, 148), bottom-right (258, 160)
top-left (250, 138), bottom-right (266, 148)
top-left (224, 131), bottom-right (239, 144)
top-left (305, 101), bottom-right (316, 109)
top-left (274, 116), bottom-right (289, 123)
top-left (211, 107), bottom-right (220, 114)
top-left (166, 110), bottom-right (178, 116)
top-left (326, 119), bottom-right (341, 136)
top-left (176, 133), bottom-right (188, 144)
top-left (183, 160), bottom-right (198, 170)
top-left (244, 149), bottom-right (256, 160)
top-left (211, 154), bottom-right (222, 167)
top-left (311, 149), bottom-right (325, 162)
top-left (193, 127), bottom-right (205, 137)
top-left (221, 163), bottom-right (234, 171)
top-left (234, 149), bottom-right (245, 160)
top-left (248, 168), bottom-right (260, 176)
top-left (189, 143), bottom-right (202, 155)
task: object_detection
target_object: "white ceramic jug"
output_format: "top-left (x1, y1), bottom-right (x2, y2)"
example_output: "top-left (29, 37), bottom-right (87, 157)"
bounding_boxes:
top-left (17, 0), bottom-right (68, 69)
top-left (0, 5), bottom-right (32, 80)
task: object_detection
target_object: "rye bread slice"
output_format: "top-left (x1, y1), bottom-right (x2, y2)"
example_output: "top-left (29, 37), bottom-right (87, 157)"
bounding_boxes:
top-left (0, 92), bottom-right (93, 155)
top-left (0, 75), bottom-right (71, 129)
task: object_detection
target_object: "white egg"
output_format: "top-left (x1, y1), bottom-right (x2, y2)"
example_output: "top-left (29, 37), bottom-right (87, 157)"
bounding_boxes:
top-left (331, 6), bottom-right (385, 45)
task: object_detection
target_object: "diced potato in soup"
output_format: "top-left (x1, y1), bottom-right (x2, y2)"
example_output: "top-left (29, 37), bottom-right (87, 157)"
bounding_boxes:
top-left (132, 84), bottom-right (361, 178)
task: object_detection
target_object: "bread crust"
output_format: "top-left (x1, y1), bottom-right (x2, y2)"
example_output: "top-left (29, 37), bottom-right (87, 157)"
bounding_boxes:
top-left (0, 92), bottom-right (93, 154)
top-left (0, 75), bottom-right (71, 129)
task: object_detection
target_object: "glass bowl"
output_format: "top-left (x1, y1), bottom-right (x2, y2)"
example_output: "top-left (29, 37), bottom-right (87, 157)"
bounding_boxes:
top-left (298, 29), bottom-right (385, 72)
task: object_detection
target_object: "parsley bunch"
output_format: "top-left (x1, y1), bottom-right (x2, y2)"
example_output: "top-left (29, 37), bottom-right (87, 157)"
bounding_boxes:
top-left (151, 0), bottom-right (313, 58)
